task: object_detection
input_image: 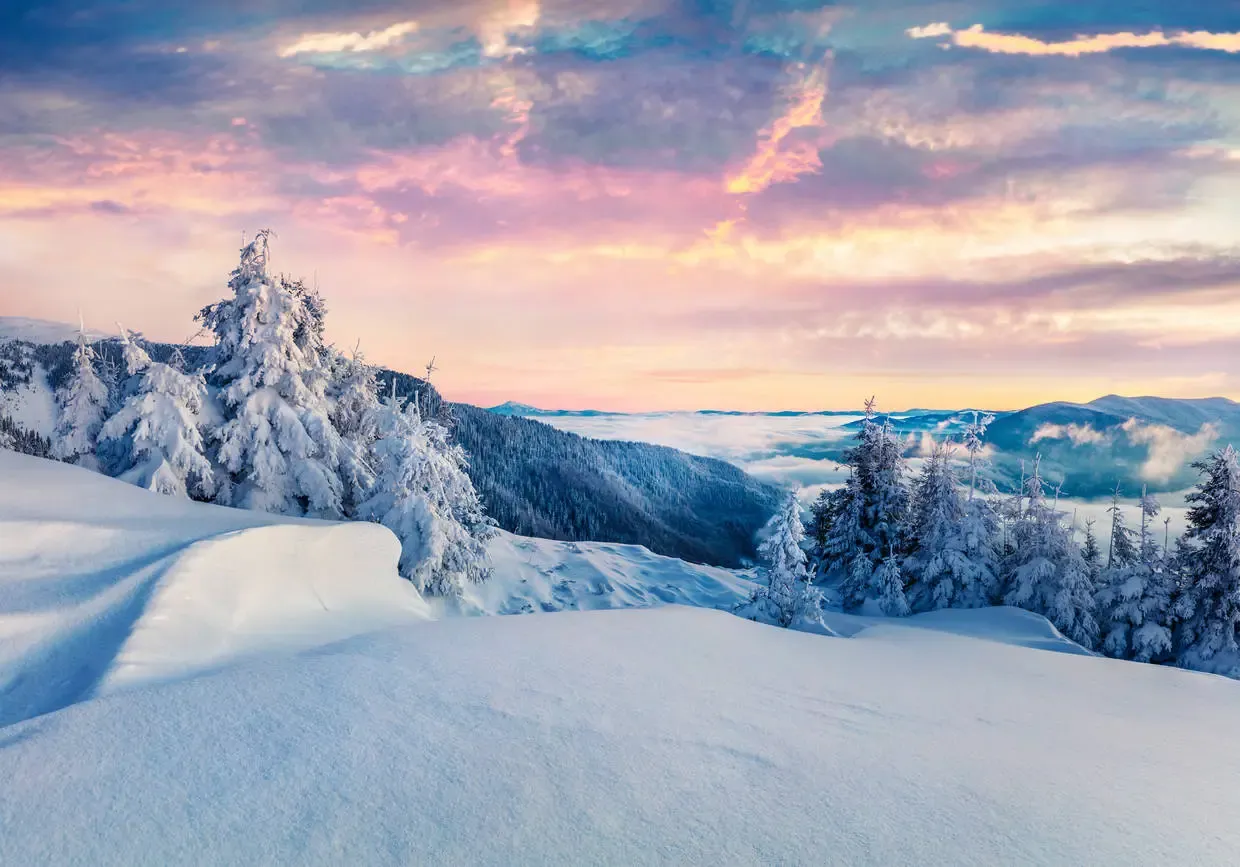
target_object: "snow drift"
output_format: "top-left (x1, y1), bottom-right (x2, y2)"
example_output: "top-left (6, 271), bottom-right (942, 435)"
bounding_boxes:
top-left (0, 450), bottom-right (429, 726)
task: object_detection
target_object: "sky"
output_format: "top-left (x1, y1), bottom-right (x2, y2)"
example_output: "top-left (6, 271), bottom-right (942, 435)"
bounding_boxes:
top-left (1, 1), bottom-right (1239, 411)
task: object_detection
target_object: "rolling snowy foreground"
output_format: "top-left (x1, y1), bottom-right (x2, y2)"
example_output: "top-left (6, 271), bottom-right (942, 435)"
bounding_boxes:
top-left (4, 453), bottom-right (1240, 864)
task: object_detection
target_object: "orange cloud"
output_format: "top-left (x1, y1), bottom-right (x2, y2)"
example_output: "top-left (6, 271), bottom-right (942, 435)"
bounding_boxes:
top-left (725, 62), bottom-right (830, 195)
top-left (909, 23), bottom-right (1240, 56)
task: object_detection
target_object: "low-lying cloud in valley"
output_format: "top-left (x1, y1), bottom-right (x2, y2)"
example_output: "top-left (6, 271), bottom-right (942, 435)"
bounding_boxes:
top-left (1121, 419), bottom-right (1220, 482)
top-left (1030, 422), bottom-right (1111, 446)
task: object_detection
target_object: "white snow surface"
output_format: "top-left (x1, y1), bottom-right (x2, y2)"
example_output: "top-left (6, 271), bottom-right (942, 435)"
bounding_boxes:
top-left (5, 606), bottom-right (1240, 865)
top-left (0, 450), bottom-right (430, 726)
top-left (468, 530), bottom-right (757, 615)
top-left (4, 452), bottom-right (1240, 864)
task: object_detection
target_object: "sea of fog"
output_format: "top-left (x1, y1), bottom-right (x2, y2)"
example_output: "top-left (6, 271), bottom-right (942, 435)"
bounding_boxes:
top-left (533, 412), bottom-right (1191, 542)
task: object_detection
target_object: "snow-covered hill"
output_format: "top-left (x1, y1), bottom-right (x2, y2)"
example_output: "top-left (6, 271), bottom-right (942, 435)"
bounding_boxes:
top-left (5, 451), bottom-right (1240, 864)
top-left (0, 316), bottom-right (111, 344)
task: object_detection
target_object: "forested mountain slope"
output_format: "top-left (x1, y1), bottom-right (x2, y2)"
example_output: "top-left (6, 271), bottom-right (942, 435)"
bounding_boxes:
top-left (0, 325), bottom-right (780, 567)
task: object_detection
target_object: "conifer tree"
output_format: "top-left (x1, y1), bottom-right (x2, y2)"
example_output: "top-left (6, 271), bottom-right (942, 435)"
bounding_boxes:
top-left (904, 441), bottom-right (999, 611)
top-left (808, 488), bottom-right (834, 573)
top-left (196, 230), bottom-right (345, 517)
top-left (829, 398), bottom-right (911, 610)
top-left (329, 346), bottom-right (382, 514)
top-left (97, 330), bottom-right (214, 498)
top-left (1097, 488), bottom-right (1174, 662)
top-left (1107, 484), bottom-right (1138, 569)
top-left (1082, 519), bottom-right (1102, 588)
top-left (737, 495), bottom-right (817, 627)
top-left (1003, 456), bottom-right (1099, 648)
top-left (962, 410), bottom-right (996, 501)
top-left (1173, 446), bottom-right (1240, 667)
top-left (52, 322), bottom-right (109, 466)
top-left (359, 391), bottom-right (494, 597)
top-left (874, 549), bottom-right (911, 617)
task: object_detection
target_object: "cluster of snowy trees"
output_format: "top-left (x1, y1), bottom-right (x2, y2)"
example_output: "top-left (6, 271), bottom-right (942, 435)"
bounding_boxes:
top-left (44, 231), bottom-right (494, 597)
top-left (789, 398), bottom-right (1240, 673)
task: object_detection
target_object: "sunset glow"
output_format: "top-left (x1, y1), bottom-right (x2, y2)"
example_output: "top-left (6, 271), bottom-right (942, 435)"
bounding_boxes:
top-left (2, 0), bottom-right (1238, 410)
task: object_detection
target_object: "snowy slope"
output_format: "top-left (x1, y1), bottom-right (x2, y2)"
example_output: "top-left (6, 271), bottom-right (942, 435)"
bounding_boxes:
top-left (0, 450), bottom-right (430, 726)
top-left (6, 451), bottom-right (1240, 864)
top-left (467, 531), bottom-right (757, 615)
top-left (4, 606), bottom-right (1240, 865)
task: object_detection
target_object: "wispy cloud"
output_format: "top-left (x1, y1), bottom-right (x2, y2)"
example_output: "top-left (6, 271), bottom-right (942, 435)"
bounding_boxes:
top-left (725, 62), bottom-right (830, 195)
top-left (1031, 422), bottom-right (1111, 447)
top-left (905, 23), bottom-right (952, 40)
top-left (279, 21), bottom-right (421, 58)
top-left (908, 23), bottom-right (1240, 56)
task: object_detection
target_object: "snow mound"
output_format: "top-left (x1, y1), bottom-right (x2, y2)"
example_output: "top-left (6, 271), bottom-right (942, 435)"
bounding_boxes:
top-left (4, 605), bottom-right (1240, 865)
top-left (0, 451), bottom-right (429, 726)
top-left (0, 316), bottom-right (110, 344)
top-left (821, 606), bottom-right (1093, 655)
top-left (467, 531), bottom-right (757, 615)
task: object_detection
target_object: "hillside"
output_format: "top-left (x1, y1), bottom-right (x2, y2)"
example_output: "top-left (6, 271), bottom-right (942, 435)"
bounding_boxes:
top-left (0, 324), bottom-right (781, 567)
top-left (4, 453), bottom-right (1240, 864)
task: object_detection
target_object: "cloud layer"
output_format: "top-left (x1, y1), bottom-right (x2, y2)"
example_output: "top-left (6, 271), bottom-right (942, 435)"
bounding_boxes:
top-left (1, 0), bottom-right (1239, 410)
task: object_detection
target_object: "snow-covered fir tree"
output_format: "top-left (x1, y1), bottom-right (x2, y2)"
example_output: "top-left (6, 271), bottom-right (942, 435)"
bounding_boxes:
top-left (52, 322), bottom-right (109, 466)
top-left (828, 398), bottom-right (911, 610)
top-left (96, 330), bottom-right (214, 499)
top-left (962, 411), bottom-right (996, 501)
top-left (1003, 456), bottom-right (1099, 649)
top-left (1097, 487), bottom-right (1173, 663)
top-left (1174, 446), bottom-right (1240, 667)
top-left (737, 495), bottom-right (818, 627)
top-left (1082, 519), bottom-right (1102, 588)
top-left (904, 441), bottom-right (999, 611)
top-left (359, 390), bottom-right (494, 597)
top-left (196, 230), bottom-right (345, 517)
top-left (328, 346), bottom-right (382, 513)
top-left (1106, 484), bottom-right (1138, 569)
top-left (873, 550), bottom-right (911, 617)
top-left (807, 487), bottom-right (833, 574)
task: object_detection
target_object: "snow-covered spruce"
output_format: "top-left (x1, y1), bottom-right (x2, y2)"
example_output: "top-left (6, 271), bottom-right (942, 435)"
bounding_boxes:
top-left (827, 398), bottom-right (911, 612)
top-left (51, 323), bottom-right (109, 466)
top-left (1002, 456), bottom-right (1099, 649)
top-left (962, 410), bottom-right (996, 502)
top-left (196, 230), bottom-right (345, 517)
top-left (328, 347), bottom-right (382, 513)
top-left (96, 331), bottom-right (214, 499)
top-left (873, 551), bottom-right (911, 617)
top-left (1105, 484), bottom-right (1138, 570)
top-left (1082, 519), bottom-right (1103, 588)
top-left (359, 391), bottom-right (494, 597)
top-left (1174, 446), bottom-right (1240, 669)
top-left (736, 495), bottom-right (819, 628)
top-left (1096, 488), bottom-right (1173, 663)
top-left (904, 441), bottom-right (999, 612)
